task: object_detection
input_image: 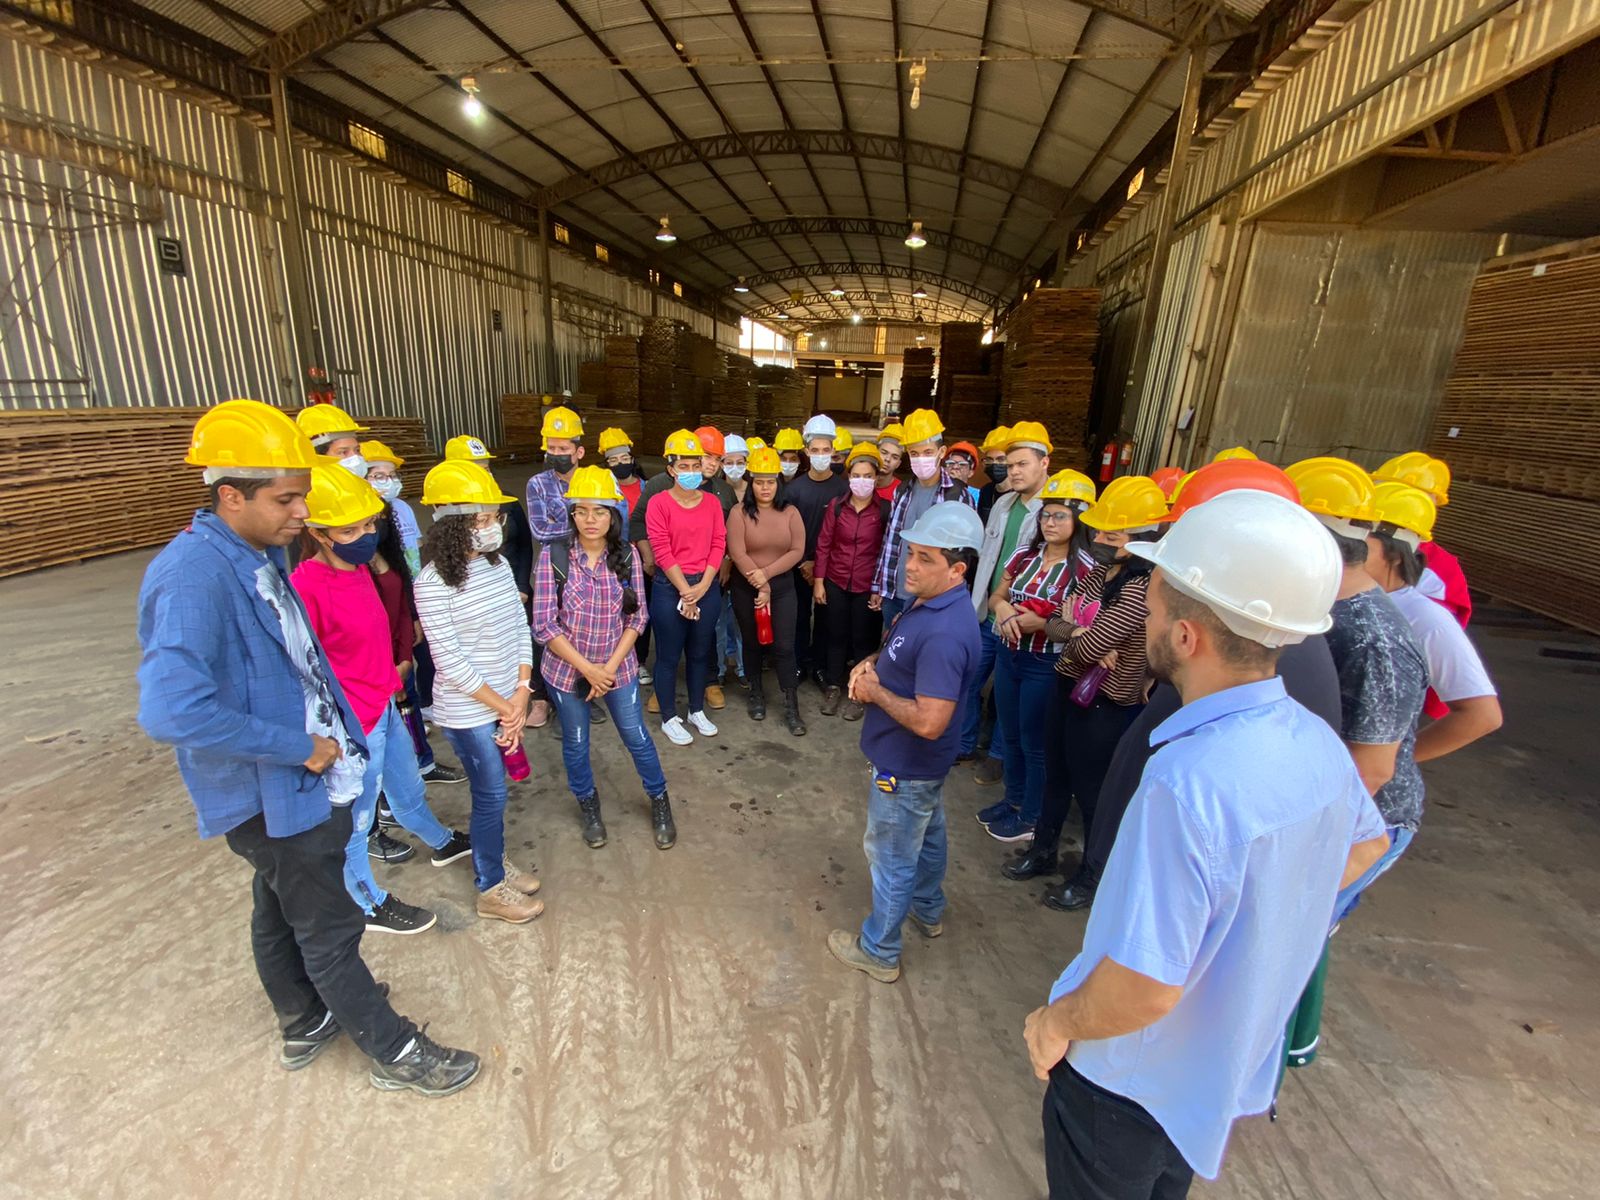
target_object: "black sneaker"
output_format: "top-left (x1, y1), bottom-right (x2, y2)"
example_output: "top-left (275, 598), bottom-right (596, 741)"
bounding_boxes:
top-left (376, 796), bottom-right (396, 828)
top-left (365, 894), bottom-right (437, 935)
top-left (281, 982), bottom-right (388, 1070)
top-left (370, 1027), bottom-right (481, 1097)
top-left (368, 828), bottom-right (414, 863)
top-left (420, 762), bottom-right (467, 784)
top-left (430, 830), bottom-right (472, 867)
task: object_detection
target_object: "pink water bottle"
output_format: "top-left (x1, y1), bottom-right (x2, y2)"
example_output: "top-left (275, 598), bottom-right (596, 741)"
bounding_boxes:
top-left (1070, 664), bottom-right (1110, 707)
top-left (501, 740), bottom-right (531, 782)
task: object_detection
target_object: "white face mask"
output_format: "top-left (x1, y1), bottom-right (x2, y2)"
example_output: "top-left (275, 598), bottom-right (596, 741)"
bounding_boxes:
top-left (780, 461), bottom-right (799, 478)
top-left (339, 454), bottom-right (368, 478)
top-left (909, 453), bottom-right (939, 480)
top-left (808, 453), bottom-right (833, 474)
top-left (371, 476), bottom-right (402, 501)
top-left (723, 464), bottom-right (747, 481)
top-left (471, 524), bottom-right (503, 553)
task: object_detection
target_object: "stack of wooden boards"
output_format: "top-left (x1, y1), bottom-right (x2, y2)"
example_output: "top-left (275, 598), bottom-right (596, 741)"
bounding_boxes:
top-left (0, 407), bottom-right (433, 578)
top-left (1000, 289), bottom-right (1101, 455)
top-left (901, 346), bottom-right (935, 410)
top-left (938, 323), bottom-right (984, 378)
top-left (1429, 238), bottom-right (1600, 634)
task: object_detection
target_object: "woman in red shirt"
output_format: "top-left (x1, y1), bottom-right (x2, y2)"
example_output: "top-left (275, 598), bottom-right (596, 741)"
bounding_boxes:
top-left (813, 443), bottom-right (889, 721)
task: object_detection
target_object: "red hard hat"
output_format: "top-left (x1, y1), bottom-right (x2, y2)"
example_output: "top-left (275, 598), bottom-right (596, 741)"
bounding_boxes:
top-left (693, 425), bottom-right (725, 455)
top-left (1163, 459), bottom-right (1299, 523)
top-left (1150, 466), bottom-right (1185, 499)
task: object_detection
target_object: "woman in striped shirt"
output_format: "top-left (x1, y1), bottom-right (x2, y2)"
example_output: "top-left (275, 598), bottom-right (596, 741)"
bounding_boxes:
top-left (532, 467), bottom-right (674, 852)
top-left (1003, 476), bottom-right (1169, 914)
top-left (979, 473), bottom-right (1094, 844)
top-left (414, 461), bottom-right (544, 926)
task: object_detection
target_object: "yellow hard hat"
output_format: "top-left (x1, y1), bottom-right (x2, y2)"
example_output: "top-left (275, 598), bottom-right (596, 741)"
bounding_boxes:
top-left (834, 428), bottom-right (854, 452)
top-left (878, 423), bottom-right (906, 447)
top-left (563, 464), bottom-right (624, 505)
top-left (663, 428), bottom-right (703, 457)
top-left (1285, 457), bottom-right (1377, 523)
top-left (1006, 421), bottom-right (1053, 455)
top-left (1038, 468), bottom-right (1097, 507)
top-left (305, 462), bottom-right (386, 528)
top-left (294, 403), bottom-right (369, 445)
top-left (1080, 475), bottom-right (1169, 532)
top-left (360, 439), bottom-right (404, 467)
top-left (420, 460), bottom-right (516, 512)
top-left (747, 446), bottom-right (783, 476)
top-left (597, 427), bottom-right (633, 456)
top-left (1371, 481), bottom-right (1437, 544)
top-left (773, 428), bottom-right (805, 452)
top-left (901, 408), bottom-right (945, 447)
top-left (846, 442), bottom-right (881, 467)
top-left (1374, 451), bottom-right (1450, 506)
top-left (980, 426), bottom-right (1013, 455)
top-left (539, 405), bottom-right (584, 450)
top-left (444, 434), bottom-right (496, 461)
top-left (1213, 446), bottom-right (1258, 462)
top-left (186, 399), bottom-right (319, 475)
top-left (746, 436), bottom-right (767, 452)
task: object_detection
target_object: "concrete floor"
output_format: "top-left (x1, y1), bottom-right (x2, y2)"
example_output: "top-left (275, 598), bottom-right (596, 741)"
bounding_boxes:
top-left (2, 541), bottom-right (1597, 1200)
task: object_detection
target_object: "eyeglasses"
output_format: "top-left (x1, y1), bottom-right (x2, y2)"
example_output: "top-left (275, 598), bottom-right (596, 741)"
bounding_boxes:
top-left (1037, 509), bottom-right (1073, 524)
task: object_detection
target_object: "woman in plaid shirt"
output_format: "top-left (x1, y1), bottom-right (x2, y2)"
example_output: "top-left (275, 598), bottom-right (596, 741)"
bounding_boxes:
top-left (532, 467), bottom-right (675, 851)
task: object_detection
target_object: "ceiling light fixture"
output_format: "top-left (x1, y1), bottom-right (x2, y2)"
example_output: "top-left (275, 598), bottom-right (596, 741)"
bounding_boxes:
top-left (774, 312), bottom-right (789, 320)
top-left (904, 220), bottom-right (927, 250)
top-left (828, 284), bottom-right (846, 298)
top-left (915, 332), bottom-right (926, 343)
top-left (851, 312), bottom-right (862, 324)
top-left (911, 283), bottom-right (928, 299)
top-left (460, 76), bottom-right (483, 119)
top-left (655, 216), bottom-right (677, 243)
top-left (733, 276), bottom-right (750, 293)
top-left (908, 60), bottom-right (926, 111)
top-left (819, 338), bottom-right (829, 349)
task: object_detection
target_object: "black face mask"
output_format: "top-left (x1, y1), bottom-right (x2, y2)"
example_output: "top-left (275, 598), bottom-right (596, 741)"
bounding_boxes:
top-left (830, 461), bottom-right (846, 476)
top-left (609, 462), bottom-right (633, 480)
top-left (546, 453), bottom-right (574, 474)
top-left (1088, 541), bottom-right (1122, 565)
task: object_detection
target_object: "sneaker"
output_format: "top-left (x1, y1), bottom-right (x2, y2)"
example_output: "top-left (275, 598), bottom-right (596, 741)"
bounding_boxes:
top-left (476, 880), bottom-right (544, 924)
top-left (429, 830), bottom-right (472, 867)
top-left (687, 710), bottom-right (718, 737)
top-left (528, 699), bottom-right (551, 729)
top-left (909, 912), bottom-right (944, 940)
top-left (282, 983), bottom-right (390, 1070)
top-left (826, 929), bottom-right (900, 983)
top-left (977, 800), bottom-right (1015, 827)
top-left (502, 857), bottom-right (542, 895)
top-left (661, 716), bottom-right (693, 745)
top-left (986, 811), bottom-right (1036, 844)
top-left (646, 692), bottom-right (660, 715)
top-left (376, 797), bottom-right (396, 828)
top-left (369, 1028), bottom-right (481, 1097)
top-left (639, 667), bottom-right (653, 686)
top-left (589, 700), bottom-right (608, 725)
top-left (419, 762), bottom-right (467, 785)
top-left (368, 828), bottom-right (414, 863)
top-left (365, 894), bottom-right (437, 936)
top-left (973, 756), bottom-right (1005, 786)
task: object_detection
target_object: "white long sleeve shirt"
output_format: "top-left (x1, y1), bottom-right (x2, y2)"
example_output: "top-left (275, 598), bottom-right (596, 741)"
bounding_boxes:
top-left (413, 555), bottom-right (533, 730)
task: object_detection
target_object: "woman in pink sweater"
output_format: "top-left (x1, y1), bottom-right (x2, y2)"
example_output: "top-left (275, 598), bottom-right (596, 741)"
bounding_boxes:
top-left (726, 446), bottom-right (807, 734)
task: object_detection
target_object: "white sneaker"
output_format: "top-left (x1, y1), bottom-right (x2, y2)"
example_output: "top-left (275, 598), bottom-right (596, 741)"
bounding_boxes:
top-left (639, 668), bottom-right (653, 685)
top-left (687, 710), bottom-right (718, 737)
top-left (661, 716), bottom-right (693, 746)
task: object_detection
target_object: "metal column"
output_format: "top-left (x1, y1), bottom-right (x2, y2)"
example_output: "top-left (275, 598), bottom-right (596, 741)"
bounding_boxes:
top-left (268, 72), bottom-right (326, 390)
top-left (536, 206), bottom-right (557, 390)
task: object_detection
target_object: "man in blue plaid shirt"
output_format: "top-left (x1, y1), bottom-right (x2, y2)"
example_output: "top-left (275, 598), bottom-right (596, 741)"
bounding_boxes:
top-left (870, 409), bottom-right (977, 626)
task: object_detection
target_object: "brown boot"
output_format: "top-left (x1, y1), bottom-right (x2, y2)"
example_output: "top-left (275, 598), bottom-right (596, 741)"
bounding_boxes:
top-left (820, 686), bottom-right (842, 717)
top-left (840, 698), bottom-right (866, 722)
top-left (502, 856), bottom-right (542, 895)
top-left (476, 881), bottom-right (544, 924)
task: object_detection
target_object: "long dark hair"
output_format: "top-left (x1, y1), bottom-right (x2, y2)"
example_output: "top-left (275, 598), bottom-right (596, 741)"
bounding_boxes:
top-left (1027, 501), bottom-right (1093, 565)
top-left (1102, 527), bottom-right (1161, 607)
top-left (422, 513), bottom-right (501, 589)
top-left (569, 505), bottom-right (639, 614)
top-left (740, 475), bottom-right (790, 522)
top-left (375, 502), bottom-right (412, 593)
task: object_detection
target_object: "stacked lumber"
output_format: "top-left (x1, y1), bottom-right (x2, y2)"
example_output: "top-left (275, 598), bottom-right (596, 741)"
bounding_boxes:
top-left (754, 365), bottom-right (808, 431)
top-left (605, 335), bottom-right (640, 409)
top-left (499, 393), bottom-right (544, 454)
top-left (1000, 288), bottom-right (1100, 453)
top-left (711, 352), bottom-right (757, 418)
top-left (0, 406), bottom-right (432, 578)
top-left (942, 373), bottom-right (1000, 438)
top-left (939, 323), bottom-right (984, 378)
top-left (901, 346), bottom-right (935, 411)
top-left (1429, 238), bottom-right (1600, 633)
top-left (577, 362), bottom-right (608, 397)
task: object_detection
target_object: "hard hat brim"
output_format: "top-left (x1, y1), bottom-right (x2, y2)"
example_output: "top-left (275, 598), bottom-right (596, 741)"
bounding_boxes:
top-left (1126, 541), bottom-right (1332, 646)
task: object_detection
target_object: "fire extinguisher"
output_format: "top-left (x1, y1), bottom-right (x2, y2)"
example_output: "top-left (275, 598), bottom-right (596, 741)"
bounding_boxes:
top-left (1099, 439), bottom-right (1118, 483)
top-left (1118, 438), bottom-right (1135, 471)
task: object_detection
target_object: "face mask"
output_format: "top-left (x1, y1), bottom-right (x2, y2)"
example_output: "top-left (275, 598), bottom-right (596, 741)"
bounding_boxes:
top-left (339, 454), bottom-right (368, 478)
top-left (608, 461), bottom-right (633, 480)
top-left (1088, 540), bottom-right (1122, 565)
top-left (848, 476), bottom-right (876, 499)
top-left (329, 531), bottom-right (379, 565)
top-left (471, 524), bottom-right (504, 553)
top-left (545, 453), bottom-right (574, 474)
top-left (371, 477), bottom-right (402, 501)
top-left (909, 454), bottom-right (939, 480)
top-left (985, 460), bottom-right (1007, 476)
top-left (675, 470), bottom-right (704, 491)
top-left (830, 461), bottom-right (846, 476)
top-left (809, 453), bottom-right (833, 474)
top-left (723, 464), bottom-right (747, 482)
top-left (780, 461), bottom-right (800, 478)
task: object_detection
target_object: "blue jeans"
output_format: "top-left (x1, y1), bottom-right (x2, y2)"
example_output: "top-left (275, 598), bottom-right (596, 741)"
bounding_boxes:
top-left (440, 719), bottom-right (509, 893)
top-left (548, 679), bottom-right (668, 801)
top-left (343, 701), bottom-right (454, 914)
top-left (648, 573), bottom-right (723, 719)
top-left (717, 598), bottom-right (745, 680)
top-left (993, 646), bottom-right (1057, 824)
top-left (401, 668), bottom-right (434, 770)
top-left (960, 621), bottom-right (1001, 757)
top-left (1335, 825), bottom-right (1415, 923)
top-left (859, 772), bottom-right (948, 967)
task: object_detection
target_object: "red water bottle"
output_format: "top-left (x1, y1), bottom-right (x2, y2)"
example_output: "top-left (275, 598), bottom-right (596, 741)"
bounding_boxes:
top-left (755, 603), bottom-right (774, 646)
top-left (501, 740), bottom-right (531, 782)
top-left (1070, 664), bottom-right (1109, 707)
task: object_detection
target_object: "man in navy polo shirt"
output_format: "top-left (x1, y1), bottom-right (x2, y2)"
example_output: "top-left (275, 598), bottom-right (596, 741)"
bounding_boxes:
top-left (828, 504), bottom-right (984, 983)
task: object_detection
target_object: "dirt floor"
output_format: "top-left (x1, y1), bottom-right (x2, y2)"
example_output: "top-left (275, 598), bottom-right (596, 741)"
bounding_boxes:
top-left (2, 533), bottom-right (1597, 1199)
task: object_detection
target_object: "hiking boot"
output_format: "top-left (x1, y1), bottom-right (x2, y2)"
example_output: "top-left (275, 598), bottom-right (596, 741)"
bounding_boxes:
top-left (782, 688), bottom-right (807, 737)
top-left (365, 894), bottom-right (437, 936)
top-left (651, 791), bottom-right (677, 850)
top-left (1002, 846), bottom-right (1059, 882)
top-left (476, 881), bottom-right (544, 924)
top-left (369, 1028), bottom-right (481, 1097)
top-left (973, 756), bottom-right (1005, 786)
top-left (820, 686), bottom-right (843, 717)
top-left (577, 792), bottom-right (607, 848)
top-left (419, 762), bottom-right (467, 785)
top-left (840, 698), bottom-right (865, 721)
top-left (748, 683), bottom-right (767, 721)
top-left (704, 684), bottom-right (726, 710)
top-left (368, 828), bottom-right (414, 863)
top-left (502, 857), bottom-right (541, 895)
top-left (909, 912), bottom-right (944, 939)
top-left (827, 929), bottom-right (899, 983)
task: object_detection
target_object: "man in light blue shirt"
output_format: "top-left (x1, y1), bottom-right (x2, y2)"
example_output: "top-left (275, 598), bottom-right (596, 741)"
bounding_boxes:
top-left (1024, 490), bottom-right (1390, 1195)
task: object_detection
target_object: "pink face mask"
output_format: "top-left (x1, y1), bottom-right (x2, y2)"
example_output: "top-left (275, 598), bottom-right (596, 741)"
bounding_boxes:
top-left (909, 453), bottom-right (939, 480)
top-left (848, 476), bottom-right (876, 498)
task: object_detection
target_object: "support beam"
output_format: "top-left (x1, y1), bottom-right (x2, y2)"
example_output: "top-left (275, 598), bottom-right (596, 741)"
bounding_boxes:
top-left (748, 292), bottom-right (981, 325)
top-left (248, 1), bottom-right (440, 74)
top-left (267, 71), bottom-right (326, 392)
top-left (729, 262), bottom-right (999, 308)
top-left (537, 206), bottom-right (556, 392)
top-left (685, 217), bottom-right (1024, 277)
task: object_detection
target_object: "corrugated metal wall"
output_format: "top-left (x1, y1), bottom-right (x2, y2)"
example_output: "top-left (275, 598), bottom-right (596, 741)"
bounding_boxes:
top-left (0, 38), bottom-right (705, 447)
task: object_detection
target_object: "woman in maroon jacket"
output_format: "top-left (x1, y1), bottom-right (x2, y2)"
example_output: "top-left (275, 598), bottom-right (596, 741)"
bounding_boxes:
top-left (813, 444), bottom-right (889, 721)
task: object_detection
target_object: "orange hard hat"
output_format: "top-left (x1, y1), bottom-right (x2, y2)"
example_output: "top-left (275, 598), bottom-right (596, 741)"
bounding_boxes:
top-left (1150, 466), bottom-right (1185, 499)
top-left (946, 441), bottom-right (980, 464)
top-left (1163, 459), bottom-right (1300, 523)
top-left (693, 425), bottom-right (725, 456)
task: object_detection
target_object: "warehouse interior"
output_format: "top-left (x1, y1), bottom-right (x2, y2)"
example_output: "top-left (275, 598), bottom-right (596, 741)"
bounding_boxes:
top-left (3, 1), bottom-right (1600, 1197)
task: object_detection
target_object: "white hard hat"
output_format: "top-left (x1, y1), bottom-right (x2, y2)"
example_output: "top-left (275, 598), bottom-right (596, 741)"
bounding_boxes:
top-left (903, 503), bottom-right (984, 553)
top-left (723, 434), bottom-right (748, 455)
top-left (1126, 490), bottom-right (1339, 648)
top-left (802, 414), bottom-right (838, 441)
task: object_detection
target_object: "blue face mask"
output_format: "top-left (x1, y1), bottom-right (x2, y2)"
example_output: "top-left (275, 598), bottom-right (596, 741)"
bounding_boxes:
top-left (675, 470), bottom-right (704, 491)
top-left (330, 531), bottom-right (380, 565)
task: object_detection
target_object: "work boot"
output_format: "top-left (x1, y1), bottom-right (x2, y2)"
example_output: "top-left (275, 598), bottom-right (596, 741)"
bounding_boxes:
top-left (501, 857), bottom-right (541, 895)
top-left (577, 792), bottom-right (607, 849)
top-left (1002, 845), bottom-right (1059, 881)
top-left (782, 688), bottom-right (807, 737)
top-left (840, 698), bottom-right (865, 722)
top-left (747, 682), bottom-right (767, 721)
top-left (820, 686), bottom-right (842, 717)
top-left (826, 929), bottom-right (899, 983)
top-left (651, 791), bottom-right (677, 850)
top-left (646, 691), bottom-right (660, 715)
top-left (705, 683), bottom-right (726, 710)
top-left (476, 881), bottom-right (544, 924)
top-left (369, 1028), bottom-right (481, 1097)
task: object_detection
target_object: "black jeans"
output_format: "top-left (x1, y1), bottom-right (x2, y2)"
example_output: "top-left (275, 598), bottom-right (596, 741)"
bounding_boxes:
top-left (1036, 674), bottom-right (1143, 860)
top-left (731, 571), bottom-right (798, 691)
top-left (1044, 1062), bottom-right (1194, 1199)
top-left (224, 806), bottom-right (415, 1062)
top-left (792, 565), bottom-right (817, 675)
top-left (821, 581), bottom-right (876, 688)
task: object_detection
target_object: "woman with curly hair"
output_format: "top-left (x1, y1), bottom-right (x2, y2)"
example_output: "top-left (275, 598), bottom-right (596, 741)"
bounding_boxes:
top-left (413, 461), bottom-right (543, 925)
top-left (532, 466), bottom-right (673, 851)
